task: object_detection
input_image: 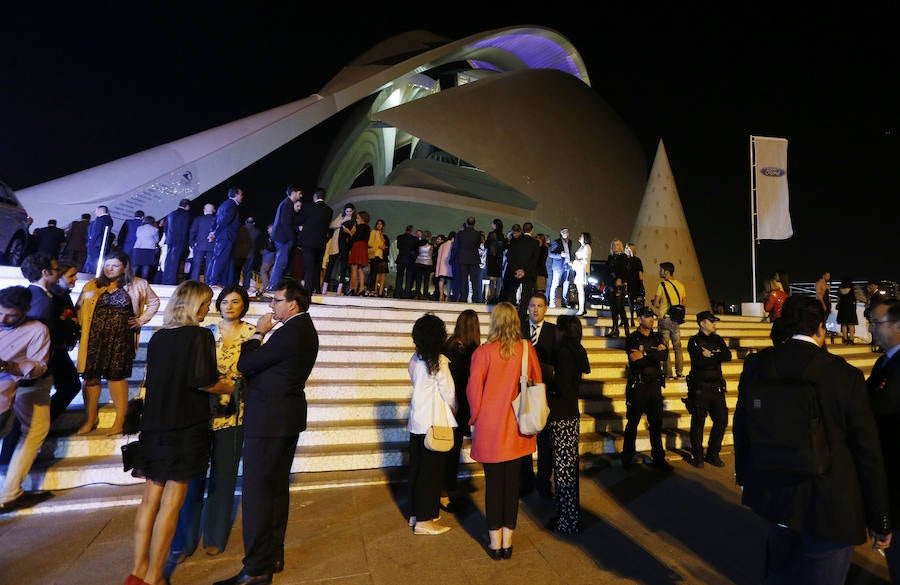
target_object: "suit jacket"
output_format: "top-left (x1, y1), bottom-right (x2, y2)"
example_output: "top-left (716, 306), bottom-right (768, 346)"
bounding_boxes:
top-left (212, 198), bottom-right (240, 243)
top-left (65, 219), bottom-right (90, 253)
top-left (395, 232), bottom-right (419, 265)
top-left (164, 208), bottom-right (191, 247)
top-left (867, 350), bottom-right (900, 522)
top-left (34, 226), bottom-right (66, 256)
top-left (523, 319), bottom-right (558, 365)
top-left (733, 339), bottom-right (891, 544)
top-left (296, 200), bottom-right (334, 249)
top-left (548, 237), bottom-right (573, 266)
top-left (87, 215), bottom-right (114, 253)
top-left (237, 312), bottom-right (319, 437)
top-left (189, 214), bottom-right (216, 252)
top-left (453, 225), bottom-right (481, 265)
top-left (504, 234), bottom-right (540, 278)
top-left (271, 197), bottom-right (297, 245)
top-left (117, 218), bottom-right (142, 251)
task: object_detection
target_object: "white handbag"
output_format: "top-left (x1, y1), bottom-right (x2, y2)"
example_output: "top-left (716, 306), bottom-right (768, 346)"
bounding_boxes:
top-left (512, 340), bottom-right (550, 435)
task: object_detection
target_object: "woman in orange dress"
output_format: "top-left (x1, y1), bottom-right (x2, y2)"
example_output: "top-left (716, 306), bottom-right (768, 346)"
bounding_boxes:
top-left (466, 302), bottom-right (542, 559)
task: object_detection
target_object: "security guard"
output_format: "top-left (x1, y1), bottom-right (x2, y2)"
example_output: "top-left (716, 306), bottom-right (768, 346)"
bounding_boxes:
top-left (621, 306), bottom-right (670, 470)
top-left (685, 310), bottom-right (732, 467)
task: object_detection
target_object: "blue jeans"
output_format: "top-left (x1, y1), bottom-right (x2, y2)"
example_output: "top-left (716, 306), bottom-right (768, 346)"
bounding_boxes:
top-left (764, 523), bottom-right (854, 585)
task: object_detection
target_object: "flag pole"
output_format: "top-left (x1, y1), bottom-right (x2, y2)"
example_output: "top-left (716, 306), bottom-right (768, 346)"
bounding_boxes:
top-left (750, 135), bottom-right (757, 302)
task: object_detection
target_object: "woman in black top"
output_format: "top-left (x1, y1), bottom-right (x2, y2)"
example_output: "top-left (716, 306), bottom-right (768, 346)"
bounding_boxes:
top-left (548, 315), bottom-right (590, 534)
top-left (125, 280), bottom-right (234, 585)
top-left (441, 309), bottom-right (481, 511)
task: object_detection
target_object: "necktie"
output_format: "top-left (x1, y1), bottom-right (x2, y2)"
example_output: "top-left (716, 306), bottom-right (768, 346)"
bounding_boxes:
top-left (531, 323), bottom-right (538, 345)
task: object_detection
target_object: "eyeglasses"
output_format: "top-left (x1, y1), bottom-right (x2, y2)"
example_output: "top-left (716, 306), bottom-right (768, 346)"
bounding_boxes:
top-left (270, 298), bottom-right (288, 304)
top-left (869, 320), bottom-right (897, 326)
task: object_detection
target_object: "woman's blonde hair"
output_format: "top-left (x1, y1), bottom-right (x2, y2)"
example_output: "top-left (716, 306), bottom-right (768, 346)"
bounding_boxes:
top-left (163, 280), bottom-right (213, 329)
top-left (485, 302), bottom-right (521, 359)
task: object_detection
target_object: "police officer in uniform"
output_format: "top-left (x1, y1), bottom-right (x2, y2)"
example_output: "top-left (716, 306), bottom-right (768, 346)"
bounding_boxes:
top-left (685, 310), bottom-right (732, 468)
top-left (621, 306), bottom-right (671, 470)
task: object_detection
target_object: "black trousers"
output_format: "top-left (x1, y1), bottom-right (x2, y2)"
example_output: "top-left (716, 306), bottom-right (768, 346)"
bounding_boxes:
top-left (394, 262), bottom-right (414, 298)
top-left (483, 459), bottom-right (522, 530)
top-left (301, 247), bottom-right (324, 292)
top-left (240, 435), bottom-right (298, 575)
top-left (689, 389), bottom-right (728, 458)
top-left (519, 426), bottom-right (552, 496)
top-left (621, 382), bottom-right (664, 462)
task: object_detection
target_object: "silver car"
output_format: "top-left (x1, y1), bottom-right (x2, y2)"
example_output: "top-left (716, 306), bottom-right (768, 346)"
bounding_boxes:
top-left (0, 180), bottom-right (30, 266)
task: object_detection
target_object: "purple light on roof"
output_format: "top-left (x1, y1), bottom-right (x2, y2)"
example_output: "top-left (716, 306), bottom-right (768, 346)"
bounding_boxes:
top-left (470, 32), bottom-right (582, 80)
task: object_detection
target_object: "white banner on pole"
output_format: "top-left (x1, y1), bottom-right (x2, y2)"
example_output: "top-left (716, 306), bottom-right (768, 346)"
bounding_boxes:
top-left (753, 136), bottom-right (793, 240)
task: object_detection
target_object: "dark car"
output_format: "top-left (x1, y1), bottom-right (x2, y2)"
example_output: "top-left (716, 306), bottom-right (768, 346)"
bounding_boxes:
top-left (0, 180), bottom-right (30, 266)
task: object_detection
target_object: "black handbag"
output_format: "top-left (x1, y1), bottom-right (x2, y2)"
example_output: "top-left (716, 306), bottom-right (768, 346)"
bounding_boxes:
top-left (121, 440), bottom-right (144, 472)
top-left (122, 397), bottom-right (143, 435)
top-left (662, 281), bottom-right (686, 324)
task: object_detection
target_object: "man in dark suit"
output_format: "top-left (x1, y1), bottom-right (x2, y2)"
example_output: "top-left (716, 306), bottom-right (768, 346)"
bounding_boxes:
top-left (216, 280), bottom-right (319, 585)
top-left (547, 228), bottom-right (573, 308)
top-left (501, 223), bottom-right (540, 309)
top-left (266, 185), bottom-right (301, 293)
top-left (162, 199), bottom-right (191, 285)
top-left (189, 203), bottom-right (217, 281)
top-left (32, 219), bottom-right (66, 258)
top-left (295, 187), bottom-right (333, 294)
top-left (116, 210), bottom-right (144, 259)
top-left (734, 295), bottom-right (891, 583)
top-left (866, 298), bottom-right (900, 581)
top-left (451, 216), bottom-right (482, 303)
top-left (61, 213), bottom-right (91, 271)
top-left (519, 292), bottom-right (558, 498)
top-left (84, 205), bottom-right (114, 274)
top-left (394, 225), bottom-right (419, 299)
top-left (207, 187), bottom-right (243, 287)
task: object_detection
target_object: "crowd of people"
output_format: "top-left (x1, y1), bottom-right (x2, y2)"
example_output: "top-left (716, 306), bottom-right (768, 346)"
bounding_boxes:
top-left (5, 186), bottom-right (900, 584)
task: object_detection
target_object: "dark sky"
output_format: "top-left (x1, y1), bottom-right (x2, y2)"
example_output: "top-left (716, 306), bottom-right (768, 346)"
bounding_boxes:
top-left (2, 4), bottom-right (897, 304)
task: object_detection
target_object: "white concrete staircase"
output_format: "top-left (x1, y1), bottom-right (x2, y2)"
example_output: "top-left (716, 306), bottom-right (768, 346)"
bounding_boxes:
top-left (0, 267), bottom-right (882, 494)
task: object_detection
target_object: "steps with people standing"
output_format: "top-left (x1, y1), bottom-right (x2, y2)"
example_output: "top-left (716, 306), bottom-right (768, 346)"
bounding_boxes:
top-left (0, 266), bottom-right (883, 499)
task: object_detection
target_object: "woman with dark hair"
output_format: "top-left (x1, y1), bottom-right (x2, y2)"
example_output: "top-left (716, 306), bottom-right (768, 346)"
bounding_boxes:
top-left (168, 285), bottom-right (256, 570)
top-left (126, 280), bottom-right (234, 585)
top-left (346, 210), bottom-right (371, 295)
top-left (467, 302), bottom-right (542, 559)
top-left (76, 250), bottom-right (159, 435)
top-left (441, 309), bottom-right (481, 511)
top-left (547, 315), bottom-right (590, 534)
top-left (407, 312), bottom-right (457, 535)
top-left (485, 219), bottom-right (506, 304)
top-left (367, 218), bottom-right (389, 296)
top-left (836, 277), bottom-right (858, 344)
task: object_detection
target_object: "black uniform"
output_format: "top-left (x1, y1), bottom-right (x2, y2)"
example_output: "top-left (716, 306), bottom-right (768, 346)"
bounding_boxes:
top-left (622, 328), bottom-right (668, 466)
top-left (686, 331), bottom-right (732, 464)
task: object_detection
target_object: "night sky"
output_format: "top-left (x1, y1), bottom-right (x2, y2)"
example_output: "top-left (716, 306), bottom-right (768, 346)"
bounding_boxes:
top-left (2, 4), bottom-right (897, 304)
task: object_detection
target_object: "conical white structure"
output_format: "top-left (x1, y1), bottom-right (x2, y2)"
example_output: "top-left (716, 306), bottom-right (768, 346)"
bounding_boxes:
top-left (630, 140), bottom-right (711, 314)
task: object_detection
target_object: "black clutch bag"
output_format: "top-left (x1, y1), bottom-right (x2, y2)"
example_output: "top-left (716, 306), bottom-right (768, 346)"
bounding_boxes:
top-left (121, 440), bottom-right (144, 473)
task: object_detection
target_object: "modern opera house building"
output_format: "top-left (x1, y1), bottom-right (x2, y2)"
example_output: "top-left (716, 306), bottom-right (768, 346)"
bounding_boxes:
top-left (17, 25), bottom-right (710, 309)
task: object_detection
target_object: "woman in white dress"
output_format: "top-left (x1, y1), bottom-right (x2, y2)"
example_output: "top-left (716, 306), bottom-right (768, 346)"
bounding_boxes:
top-left (569, 232), bottom-right (592, 316)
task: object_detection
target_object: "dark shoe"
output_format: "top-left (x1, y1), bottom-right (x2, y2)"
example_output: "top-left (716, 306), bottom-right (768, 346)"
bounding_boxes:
top-left (500, 546), bottom-right (513, 559)
top-left (620, 454), bottom-right (637, 470)
top-left (0, 490), bottom-right (53, 513)
top-left (272, 560), bottom-right (284, 574)
top-left (487, 547), bottom-right (502, 561)
top-left (689, 455), bottom-right (704, 468)
top-left (212, 570), bottom-right (273, 585)
top-left (651, 458), bottom-right (673, 472)
top-left (704, 454), bottom-right (726, 468)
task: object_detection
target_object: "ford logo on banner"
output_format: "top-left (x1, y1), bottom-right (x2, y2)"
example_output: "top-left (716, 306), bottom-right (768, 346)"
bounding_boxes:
top-left (760, 167), bottom-right (786, 177)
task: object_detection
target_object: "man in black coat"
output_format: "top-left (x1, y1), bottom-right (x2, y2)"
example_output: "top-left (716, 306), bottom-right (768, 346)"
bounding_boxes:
top-left (217, 280), bottom-right (319, 585)
top-left (117, 210), bottom-right (144, 259)
top-left (685, 310), bottom-right (732, 468)
top-left (519, 292), bottom-right (559, 498)
top-left (162, 199), bottom-right (191, 285)
top-left (84, 205), bottom-right (113, 274)
top-left (501, 223), bottom-right (540, 309)
top-left (207, 187), bottom-right (243, 287)
top-left (866, 298), bottom-right (900, 581)
top-left (451, 216), bottom-right (482, 303)
top-left (267, 185), bottom-right (301, 292)
top-left (734, 295), bottom-right (891, 583)
top-left (295, 187), bottom-right (333, 294)
top-left (394, 225), bottom-right (419, 299)
top-left (189, 203), bottom-right (216, 281)
top-left (32, 219), bottom-right (66, 258)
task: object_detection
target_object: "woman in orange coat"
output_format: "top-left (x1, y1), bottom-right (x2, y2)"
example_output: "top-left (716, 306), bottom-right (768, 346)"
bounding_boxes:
top-left (466, 302), bottom-right (542, 560)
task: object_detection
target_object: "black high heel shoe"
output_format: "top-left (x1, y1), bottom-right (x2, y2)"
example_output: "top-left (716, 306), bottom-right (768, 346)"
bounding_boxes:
top-left (487, 547), bottom-right (502, 561)
top-left (500, 546), bottom-right (513, 559)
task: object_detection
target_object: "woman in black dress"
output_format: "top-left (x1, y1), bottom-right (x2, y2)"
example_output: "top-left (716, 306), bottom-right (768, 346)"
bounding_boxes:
top-left (836, 277), bottom-right (858, 343)
top-left (485, 219), bottom-right (506, 304)
top-left (125, 280), bottom-right (234, 585)
top-left (441, 309), bottom-right (481, 511)
top-left (548, 315), bottom-right (590, 535)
